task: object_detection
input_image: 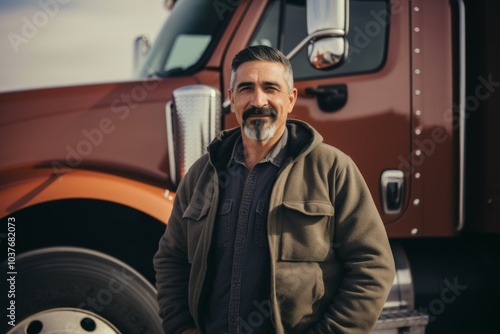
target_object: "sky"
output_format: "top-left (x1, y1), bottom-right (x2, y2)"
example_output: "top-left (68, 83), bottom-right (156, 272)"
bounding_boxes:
top-left (0, 0), bottom-right (169, 92)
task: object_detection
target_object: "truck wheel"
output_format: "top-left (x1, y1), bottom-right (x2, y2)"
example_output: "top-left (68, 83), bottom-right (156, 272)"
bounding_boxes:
top-left (3, 247), bottom-right (163, 334)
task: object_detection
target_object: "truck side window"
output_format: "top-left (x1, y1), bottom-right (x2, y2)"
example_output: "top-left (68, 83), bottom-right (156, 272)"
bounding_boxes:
top-left (250, 0), bottom-right (389, 79)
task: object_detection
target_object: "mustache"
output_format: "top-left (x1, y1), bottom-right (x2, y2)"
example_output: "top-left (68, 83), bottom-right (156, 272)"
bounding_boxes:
top-left (242, 106), bottom-right (277, 121)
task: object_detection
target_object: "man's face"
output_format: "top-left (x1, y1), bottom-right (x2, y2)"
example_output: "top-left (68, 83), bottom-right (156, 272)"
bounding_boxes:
top-left (229, 60), bottom-right (297, 142)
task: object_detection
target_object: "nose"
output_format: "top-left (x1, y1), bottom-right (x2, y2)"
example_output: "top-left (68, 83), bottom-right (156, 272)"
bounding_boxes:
top-left (249, 87), bottom-right (268, 109)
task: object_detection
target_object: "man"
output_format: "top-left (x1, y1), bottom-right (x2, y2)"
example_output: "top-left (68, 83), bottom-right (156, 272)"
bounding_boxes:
top-left (154, 45), bottom-right (395, 334)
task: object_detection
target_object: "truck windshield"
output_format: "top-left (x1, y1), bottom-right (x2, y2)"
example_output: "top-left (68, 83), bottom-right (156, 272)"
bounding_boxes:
top-left (137, 0), bottom-right (232, 78)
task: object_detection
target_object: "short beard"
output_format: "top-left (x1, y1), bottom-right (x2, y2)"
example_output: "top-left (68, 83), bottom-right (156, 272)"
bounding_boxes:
top-left (244, 120), bottom-right (276, 141)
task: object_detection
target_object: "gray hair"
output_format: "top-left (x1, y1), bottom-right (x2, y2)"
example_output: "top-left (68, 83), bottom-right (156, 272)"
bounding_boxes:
top-left (230, 45), bottom-right (294, 91)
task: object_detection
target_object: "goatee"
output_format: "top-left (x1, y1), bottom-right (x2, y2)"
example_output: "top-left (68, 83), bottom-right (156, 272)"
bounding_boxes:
top-left (242, 106), bottom-right (277, 141)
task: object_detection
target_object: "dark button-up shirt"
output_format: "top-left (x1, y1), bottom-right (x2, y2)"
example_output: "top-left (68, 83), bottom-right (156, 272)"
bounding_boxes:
top-left (202, 129), bottom-right (289, 334)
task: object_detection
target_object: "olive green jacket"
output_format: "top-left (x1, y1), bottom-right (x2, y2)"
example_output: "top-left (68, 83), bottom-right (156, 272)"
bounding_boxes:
top-left (154, 120), bottom-right (395, 334)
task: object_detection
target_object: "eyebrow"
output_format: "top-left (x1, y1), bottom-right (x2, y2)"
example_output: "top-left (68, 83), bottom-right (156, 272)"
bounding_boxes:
top-left (236, 81), bottom-right (282, 90)
top-left (236, 81), bottom-right (255, 90)
top-left (263, 81), bottom-right (281, 88)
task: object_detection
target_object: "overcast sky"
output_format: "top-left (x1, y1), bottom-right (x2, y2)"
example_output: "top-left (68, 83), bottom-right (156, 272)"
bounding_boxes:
top-left (0, 0), bottom-right (168, 92)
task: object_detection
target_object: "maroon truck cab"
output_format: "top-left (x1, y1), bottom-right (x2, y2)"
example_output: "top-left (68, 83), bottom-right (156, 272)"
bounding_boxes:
top-left (1, 0), bottom-right (498, 333)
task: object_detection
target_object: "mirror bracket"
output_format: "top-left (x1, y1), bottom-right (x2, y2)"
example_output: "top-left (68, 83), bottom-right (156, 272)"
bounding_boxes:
top-left (285, 28), bottom-right (345, 60)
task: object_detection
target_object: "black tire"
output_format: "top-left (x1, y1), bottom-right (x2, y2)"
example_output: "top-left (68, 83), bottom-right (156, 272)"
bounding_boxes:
top-left (2, 247), bottom-right (163, 334)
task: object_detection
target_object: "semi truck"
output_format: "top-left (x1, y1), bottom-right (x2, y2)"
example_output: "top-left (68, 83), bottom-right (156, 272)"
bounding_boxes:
top-left (1, 0), bottom-right (499, 333)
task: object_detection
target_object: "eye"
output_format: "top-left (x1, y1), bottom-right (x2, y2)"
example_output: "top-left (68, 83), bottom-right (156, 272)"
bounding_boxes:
top-left (265, 86), bottom-right (279, 92)
top-left (238, 86), bottom-right (252, 93)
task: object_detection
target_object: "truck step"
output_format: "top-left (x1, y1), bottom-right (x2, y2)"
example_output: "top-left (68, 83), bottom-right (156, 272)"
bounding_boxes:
top-left (371, 309), bottom-right (429, 334)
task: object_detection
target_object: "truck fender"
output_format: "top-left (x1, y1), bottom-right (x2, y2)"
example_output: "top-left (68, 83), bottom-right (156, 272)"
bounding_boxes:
top-left (0, 168), bottom-right (174, 224)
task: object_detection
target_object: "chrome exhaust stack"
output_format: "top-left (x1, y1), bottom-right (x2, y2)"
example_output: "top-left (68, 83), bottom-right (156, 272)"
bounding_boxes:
top-left (166, 85), bottom-right (221, 186)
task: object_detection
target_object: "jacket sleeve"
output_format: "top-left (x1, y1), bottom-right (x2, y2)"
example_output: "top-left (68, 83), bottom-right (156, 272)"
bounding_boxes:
top-left (308, 157), bottom-right (396, 334)
top-left (153, 176), bottom-right (197, 334)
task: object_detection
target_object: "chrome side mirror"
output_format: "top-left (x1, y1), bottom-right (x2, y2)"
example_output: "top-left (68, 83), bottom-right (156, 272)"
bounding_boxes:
top-left (306, 0), bottom-right (349, 70)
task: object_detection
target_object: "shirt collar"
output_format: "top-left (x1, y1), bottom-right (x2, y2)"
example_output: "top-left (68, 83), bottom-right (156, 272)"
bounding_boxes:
top-left (228, 128), bottom-right (289, 168)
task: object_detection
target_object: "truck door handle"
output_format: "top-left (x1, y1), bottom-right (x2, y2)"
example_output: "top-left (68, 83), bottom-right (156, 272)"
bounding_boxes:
top-left (305, 84), bottom-right (348, 112)
top-left (381, 170), bottom-right (405, 215)
top-left (387, 182), bottom-right (402, 210)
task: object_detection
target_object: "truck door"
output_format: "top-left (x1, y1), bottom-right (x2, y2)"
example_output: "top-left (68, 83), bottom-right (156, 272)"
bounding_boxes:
top-left (224, 0), bottom-right (415, 236)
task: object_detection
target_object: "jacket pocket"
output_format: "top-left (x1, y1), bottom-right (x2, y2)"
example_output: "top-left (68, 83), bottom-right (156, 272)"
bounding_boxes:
top-left (280, 201), bottom-right (334, 262)
top-left (183, 202), bottom-right (211, 263)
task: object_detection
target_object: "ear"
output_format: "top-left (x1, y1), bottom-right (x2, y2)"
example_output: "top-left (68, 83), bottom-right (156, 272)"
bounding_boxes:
top-left (228, 89), bottom-right (235, 112)
top-left (288, 87), bottom-right (298, 113)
